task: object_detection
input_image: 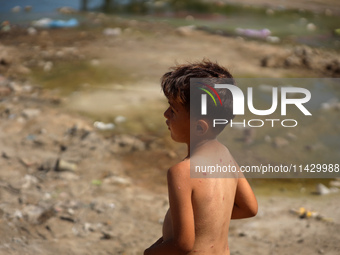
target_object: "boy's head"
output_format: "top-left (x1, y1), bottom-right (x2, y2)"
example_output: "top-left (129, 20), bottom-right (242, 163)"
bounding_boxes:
top-left (161, 60), bottom-right (236, 136)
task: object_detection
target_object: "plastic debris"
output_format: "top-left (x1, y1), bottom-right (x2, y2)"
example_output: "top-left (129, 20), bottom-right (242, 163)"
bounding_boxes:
top-left (56, 159), bottom-right (78, 172)
top-left (94, 121), bottom-right (115, 130)
top-left (315, 183), bottom-right (338, 195)
top-left (58, 7), bottom-right (77, 14)
top-left (321, 98), bottom-right (340, 111)
top-left (266, 36), bottom-right (280, 43)
top-left (290, 207), bottom-right (333, 222)
top-left (114, 115), bottom-right (126, 124)
top-left (307, 23), bottom-right (316, 32)
top-left (329, 180), bottom-right (340, 188)
top-left (1, 21), bottom-right (11, 32)
top-left (27, 27), bottom-right (37, 36)
top-left (176, 25), bottom-right (196, 36)
top-left (32, 18), bottom-right (79, 28)
top-left (236, 28), bottom-right (271, 39)
top-left (103, 28), bottom-right (122, 36)
top-left (11, 6), bottom-right (21, 13)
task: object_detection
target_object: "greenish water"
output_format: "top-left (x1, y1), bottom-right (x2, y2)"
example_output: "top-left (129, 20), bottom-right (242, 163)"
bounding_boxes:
top-left (31, 61), bottom-right (135, 95)
top-left (130, 7), bottom-right (340, 51)
top-left (26, 7), bottom-right (340, 186)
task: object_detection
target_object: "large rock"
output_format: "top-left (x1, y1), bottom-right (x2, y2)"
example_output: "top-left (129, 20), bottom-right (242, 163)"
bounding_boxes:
top-left (22, 205), bottom-right (55, 224)
top-left (111, 135), bottom-right (146, 153)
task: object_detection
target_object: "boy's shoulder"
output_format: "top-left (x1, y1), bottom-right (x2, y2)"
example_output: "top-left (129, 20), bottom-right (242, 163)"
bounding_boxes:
top-left (168, 159), bottom-right (190, 174)
top-left (167, 159), bottom-right (191, 183)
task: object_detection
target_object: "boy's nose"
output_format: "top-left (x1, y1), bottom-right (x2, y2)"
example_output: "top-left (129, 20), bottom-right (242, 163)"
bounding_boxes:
top-left (164, 108), bottom-right (170, 119)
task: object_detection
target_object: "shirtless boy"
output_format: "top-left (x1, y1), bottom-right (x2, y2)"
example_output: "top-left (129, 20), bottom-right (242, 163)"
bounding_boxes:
top-left (144, 60), bottom-right (258, 255)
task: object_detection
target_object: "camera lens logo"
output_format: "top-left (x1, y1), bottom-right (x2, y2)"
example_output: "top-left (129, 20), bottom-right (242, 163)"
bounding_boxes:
top-left (198, 84), bottom-right (222, 115)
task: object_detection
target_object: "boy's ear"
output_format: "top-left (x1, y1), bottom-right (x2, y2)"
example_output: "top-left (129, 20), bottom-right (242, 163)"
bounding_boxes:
top-left (195, 119), bottom-right (209, 136)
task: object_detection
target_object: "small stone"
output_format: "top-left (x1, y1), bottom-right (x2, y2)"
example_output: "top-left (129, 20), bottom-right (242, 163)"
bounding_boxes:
top-left (94, 121), bottom-right (115, 130)
top-left (22, 205), bottom-right (55, 225)
top-left (0, 86), bottom-right (11, 97)
top-left (101, 230), bottom-right (113, 240)
top-left (273, 137), bottom-right (289, 148)
top-left (266, 36), bottom-right (280, 43)
top-left (286, 132), bottom-right (297, 141)
top-left (22, 108), bottom-right (41, 119)
top-left (264, 135), bottom-right (271, 143)
top-left (90, 59), bottom-right (100, 66)
top-left (325, 9), bottom-right (332, 16)
top-left (185, 15), bottom-right (195, 21)
top-left (238, 232), bottom-right (246, 237)
top-left (167, 150), bottom-right (177, 159)
top-left (59, 172), bottom-right (80, 181)
top-left (11, 6), bottom-right (21, 13)
top-left (38, 158), bottom-right (57, 171)
top-left (329, 180), bottom-right (340, 188)
top-left (266, 9), bottom-right (275, 15)
top-left (58, 7), bottom-right (77, 14)
top-left (55, 159), bottom-right (78, 172)
top-left (24, 6), bottom-right (32, 12)
top-left (243, 128), bottom-right (255, 144)
top-left (0, 50), bottom-right (12, 66)
top-left (284, 55), bottom-right (301, 67)
top-left (103, 28), bottom-right (122, 36)
top-left (27, 27), bottom-right (37, 36)
top-left (103, 176), bottom-right (131, 186)
top-left (43, 61), bottom-right (53, 72)
top-left (315, 183), bottom-right (330, 195)
top-left (16, 65), bottom-right (31, 75)
top-left (90, 201), bottom-right (107, 214)
top-left (84, 222), bottom-right (95, 232)
top-left (1, 151), bottom-right (10, 159)
top-left (307, 23), bottom-right (316, 31)
top-left (22, 175), bottom-right (39, 189)
top-left (114, 115), bottom-right (126, 124)
top-left (176, 25), bottom-right (196, 36)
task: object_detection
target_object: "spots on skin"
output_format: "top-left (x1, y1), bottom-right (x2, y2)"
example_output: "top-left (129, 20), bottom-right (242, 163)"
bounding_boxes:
top-left (219, 158), bottom-right (222, 162)
top-left (211, 245), bottom-right (214, 248)
top-left (203, 173), bottom-right (207, 176)
top-left (223, 196), bottom-right (224, 201)
top-left (199, 180), bottom-right (202, 183)
top-left (178, 186), bottom-right (181, 190)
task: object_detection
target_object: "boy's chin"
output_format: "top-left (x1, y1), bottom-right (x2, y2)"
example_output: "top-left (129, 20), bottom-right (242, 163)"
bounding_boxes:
top-left (170, 133), bottom-right (187, 144)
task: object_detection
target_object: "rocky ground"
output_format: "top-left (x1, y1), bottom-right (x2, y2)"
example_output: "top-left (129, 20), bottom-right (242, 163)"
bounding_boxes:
top-left (0, 10), bottom-right (340, 255)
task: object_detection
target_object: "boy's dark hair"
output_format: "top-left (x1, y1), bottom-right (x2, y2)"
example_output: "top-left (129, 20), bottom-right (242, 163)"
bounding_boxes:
top-left (161, 59), bottom-right (236, 133)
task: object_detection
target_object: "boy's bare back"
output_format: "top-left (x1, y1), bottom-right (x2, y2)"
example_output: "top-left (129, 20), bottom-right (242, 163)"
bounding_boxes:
top-left (144, 60), bottom-right (257, 255)
top-left (162, 140), bottom-right (238, 254)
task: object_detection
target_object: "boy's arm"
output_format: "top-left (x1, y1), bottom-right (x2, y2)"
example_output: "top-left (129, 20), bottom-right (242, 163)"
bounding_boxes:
top-left (144, 164), bottom-right (195, 255)
top-left (231, 175), bottom-right (258, 219)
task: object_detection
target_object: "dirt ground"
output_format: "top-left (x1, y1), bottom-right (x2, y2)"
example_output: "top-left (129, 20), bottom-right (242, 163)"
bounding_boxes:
top-left (0, 7), bottom-right (340, 255)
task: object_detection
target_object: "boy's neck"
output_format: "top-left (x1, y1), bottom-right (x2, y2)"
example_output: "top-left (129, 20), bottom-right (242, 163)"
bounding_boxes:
top-left (187, 138), bottom-right (218, 158)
